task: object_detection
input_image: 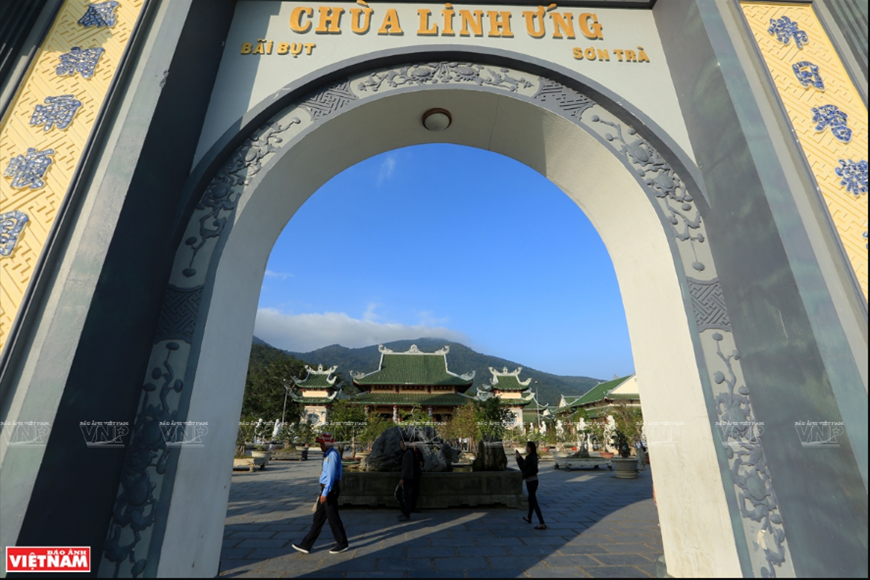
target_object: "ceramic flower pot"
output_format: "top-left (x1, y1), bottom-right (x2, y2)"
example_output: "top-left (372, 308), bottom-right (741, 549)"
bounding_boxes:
top-left (611, 457), bottom-right (639, 479)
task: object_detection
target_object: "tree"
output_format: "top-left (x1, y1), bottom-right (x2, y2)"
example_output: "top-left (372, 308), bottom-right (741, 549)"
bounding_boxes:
top-left (359, 414), bottom-right (391, 450)
top-left (400, 405), bottom-right (431, 428)
top-left (324, 400), bottom-right (366, 447)
top-left (440, 403), bottom-right (477, 449)
top-left (507, 426), bottom-right (526, 445)
top-left (235, 415), bottom-right (259, 457)
top-left (241, 346), bottom-right (308, 421)
top-left (278, 420), bottom-right (317, 446)
top-left (611, 403), bottom-right (644, 457)
top-left (474, 397), bottom-right (513, 442)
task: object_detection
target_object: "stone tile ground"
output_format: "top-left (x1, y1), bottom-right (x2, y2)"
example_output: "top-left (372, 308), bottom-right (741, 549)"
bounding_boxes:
top-left (220, 455), bottom-right (662, 578)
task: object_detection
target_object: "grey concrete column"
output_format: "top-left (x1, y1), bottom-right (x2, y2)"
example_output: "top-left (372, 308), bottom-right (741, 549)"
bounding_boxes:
top-left (654, 0), bottom-right (868, 576)
top-left (0, 0), bottom-right (236, 573)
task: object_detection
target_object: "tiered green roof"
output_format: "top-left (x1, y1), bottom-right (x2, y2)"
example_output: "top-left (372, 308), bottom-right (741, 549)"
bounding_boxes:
top-left (351, 345), bottom-right (474, 390)
top-left (349, 392), bottom-right (472, 406)
top-left (479, 366), bottom-right (533, 393)
top-left (521, 402), bottom-right (556, 423)
top-left (291, 364), bottom-right (342, 405)
top-left (559, 375), bottom-right (633, 410)
top-left (489, 396), bottom-right (534, 407)
top-left (560, 395), bottom-right (584, 407)
top-left (293, 364), bottom-right (339, 389)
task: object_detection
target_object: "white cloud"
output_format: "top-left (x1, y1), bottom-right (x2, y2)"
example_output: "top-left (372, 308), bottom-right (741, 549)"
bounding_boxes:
top-left (363, 302), bottom-right (380, 322)
top-left (418, 310), bottom-right (448, 326)
top-left (254, 308), bottom-right (470, 352)
top-left (377, 153), bottom-right (397, 185)
top-left (264, 270), bottom-right (294, 280)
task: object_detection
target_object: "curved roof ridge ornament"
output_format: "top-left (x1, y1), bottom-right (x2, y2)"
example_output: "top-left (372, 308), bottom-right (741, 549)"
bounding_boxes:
top-left (488, 365), bottom-right (532, 386)
top-left (294, 364), bottom-right (339, 387)
top-left (380, 344), bottom-right (450, 355)
top-left (304, 364), bottom-right (338, 375)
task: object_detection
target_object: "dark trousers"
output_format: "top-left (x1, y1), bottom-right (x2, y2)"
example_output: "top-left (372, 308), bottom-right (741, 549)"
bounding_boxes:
top-left (411, 478), bottom-right (420, 511)
top-left (299, 483), bottom-right (347, 550)
top-left (396, 480), bottom-right (415, 517)
top-left (527, 480), bottom-right (544, 525)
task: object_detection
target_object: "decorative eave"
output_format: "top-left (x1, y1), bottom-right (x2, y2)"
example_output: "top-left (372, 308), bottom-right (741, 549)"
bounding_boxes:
top-left (474, 389), bottom-right (534, 405)
top-left (290, 387), bottom-right (342, 403)
top-left (347, 391), bottom-right (473, 406)
top-left (292, 364), bottom-right (339, 388)
top-left (489, 366), bottom-right (532, 384)
top-left (480, 366), bottom-right (532, 392)
top-left (379, 344), bottom-right (449, 356)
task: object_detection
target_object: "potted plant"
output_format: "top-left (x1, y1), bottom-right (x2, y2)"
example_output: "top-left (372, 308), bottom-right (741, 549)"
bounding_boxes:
top-left (609, 428), bottom-right (637, 478)
top-left (236, 417), bottom-right (258, 455)
top-left (507, 426), bottom-right (526, 453)
top-left (609, 403), bottom-right (643, 478)
top-left (235, 424), bottom-right (249, 458)
top-left (540, 428), bottom-right (559, 454)
top-left (293, 421), bottom-right (317, 450)
top-left (585, 419), bottom-right (612, 458)
top-left (524, 427), bottom-right (543, 454)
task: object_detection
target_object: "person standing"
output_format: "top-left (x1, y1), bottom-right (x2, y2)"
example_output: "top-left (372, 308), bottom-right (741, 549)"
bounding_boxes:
top-left (292, 433), bottom-right (349, 554)
top-left (410, 444), bottom-right (424, 512)
top-left (396, 439), bottom-right (416, 521)
top-left (515, 441), bottom-right (546, 530)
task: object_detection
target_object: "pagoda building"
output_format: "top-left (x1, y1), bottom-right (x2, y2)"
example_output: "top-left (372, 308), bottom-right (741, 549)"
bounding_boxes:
top-left (290, 364), bottom-right (343, 426)
top-left (557, 374), bottom-right (640, 419)
top-left (476, 366), bottom-right (536, 428)
top-left (349, 345), bottom-right (475, 422)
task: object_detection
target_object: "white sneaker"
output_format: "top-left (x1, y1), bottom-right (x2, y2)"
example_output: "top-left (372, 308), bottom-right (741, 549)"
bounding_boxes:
top-left (291, 544), bottom-right (309, 554)
top-left (329, 545), bottom-right (349, 554)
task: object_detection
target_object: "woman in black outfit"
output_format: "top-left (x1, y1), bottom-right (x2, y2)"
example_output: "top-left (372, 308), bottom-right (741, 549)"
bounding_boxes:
top-left (515, 441), bottom-right (546, 529)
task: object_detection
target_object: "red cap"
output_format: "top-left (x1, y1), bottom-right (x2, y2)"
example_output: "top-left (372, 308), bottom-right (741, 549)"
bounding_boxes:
top-left (315, 432), bottom-right (335, 446)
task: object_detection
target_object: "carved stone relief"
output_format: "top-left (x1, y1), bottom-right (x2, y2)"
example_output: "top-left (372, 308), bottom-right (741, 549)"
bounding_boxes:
top-left (529, 78), bottom-right (791, 577)
top-left (687, 278), bottom-right (732, 332)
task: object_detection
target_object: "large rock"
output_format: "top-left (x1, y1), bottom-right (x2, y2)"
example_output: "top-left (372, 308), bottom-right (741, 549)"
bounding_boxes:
top-left (363, 426), bottom-right (459, 472)
top-left (472, 439), bottom-right (508, 471)
top-left (440, 441), bottom-right (461, 469)
top-left (363, 426), bottom-right (404, 472)
top-left (339, 471), bottom-right (526, 508)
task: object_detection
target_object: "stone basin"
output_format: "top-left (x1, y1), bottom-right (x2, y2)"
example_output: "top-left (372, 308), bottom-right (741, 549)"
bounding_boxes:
top-left (554, 455), bottom-right (612, 471)
top-left (338, 469), bottom-right (526, 508)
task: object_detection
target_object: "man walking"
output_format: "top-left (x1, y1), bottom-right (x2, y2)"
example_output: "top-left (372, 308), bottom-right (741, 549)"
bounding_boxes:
top-left (292, 433), bottom-right (349, 554)
top-left (396, 439), bottom-right (416, 521)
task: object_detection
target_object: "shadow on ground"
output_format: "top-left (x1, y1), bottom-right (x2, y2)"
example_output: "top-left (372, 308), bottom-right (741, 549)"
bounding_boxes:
top-left (219, 456), bottom-right (662, 578)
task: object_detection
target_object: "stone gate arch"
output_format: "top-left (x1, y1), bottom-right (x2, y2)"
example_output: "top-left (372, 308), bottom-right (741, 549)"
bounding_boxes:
top-left (98, 52), bottom-right (791, 578)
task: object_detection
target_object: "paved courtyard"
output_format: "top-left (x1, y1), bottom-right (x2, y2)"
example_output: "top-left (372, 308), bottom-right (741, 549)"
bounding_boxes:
top-left (220, 455), bottom-right (663, 578)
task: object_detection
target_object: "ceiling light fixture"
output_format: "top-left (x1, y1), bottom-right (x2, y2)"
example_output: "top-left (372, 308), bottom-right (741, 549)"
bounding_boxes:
top-left (422, 108), bottom-right (452, 131)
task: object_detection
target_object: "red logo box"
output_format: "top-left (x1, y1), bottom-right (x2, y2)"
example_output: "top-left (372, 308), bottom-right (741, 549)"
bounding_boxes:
top-left (6, 547), bottom-right (90, 573)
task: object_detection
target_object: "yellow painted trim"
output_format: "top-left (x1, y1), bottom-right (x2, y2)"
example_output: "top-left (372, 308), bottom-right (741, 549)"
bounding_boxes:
top-left (0, 0), bottom-right (145, 351)
top-left (741, 2), bottom-right (868, 300)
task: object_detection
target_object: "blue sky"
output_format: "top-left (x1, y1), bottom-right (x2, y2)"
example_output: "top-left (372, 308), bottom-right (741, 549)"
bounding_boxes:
top-left (256, 143), bottom-right (633, 379)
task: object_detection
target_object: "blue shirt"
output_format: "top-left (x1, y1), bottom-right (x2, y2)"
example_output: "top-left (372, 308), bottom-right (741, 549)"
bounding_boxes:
top-left (319, 446), bottom-right (342, 496)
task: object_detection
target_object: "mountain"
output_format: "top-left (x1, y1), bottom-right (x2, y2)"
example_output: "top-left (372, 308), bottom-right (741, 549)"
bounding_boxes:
top-left (267, 337), bottom-right (604, 406)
